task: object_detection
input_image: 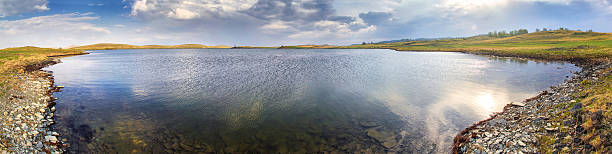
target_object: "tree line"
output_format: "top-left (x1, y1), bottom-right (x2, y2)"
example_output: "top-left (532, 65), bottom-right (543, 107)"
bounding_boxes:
top-left (487, 29), bottom-right (529, 38)
top-left (487, 27), bottom-right (595, 38)
top-left (535, 27), bottom-right (593, 32)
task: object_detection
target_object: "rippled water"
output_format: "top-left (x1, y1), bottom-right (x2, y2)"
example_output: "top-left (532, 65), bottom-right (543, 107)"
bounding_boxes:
top-left (44, 49), bottom-right (579, 153)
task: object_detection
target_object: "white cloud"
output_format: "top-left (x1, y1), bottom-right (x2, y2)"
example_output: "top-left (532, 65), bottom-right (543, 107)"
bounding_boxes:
top-left (2, 0), bottom-right (608, 47)
top-left (126, 0), bottom-right (612, 45)
top-left (130, 0), bottom-right (258, 20)
top-left (330, 0), bottom-right (612, 40)
top-left (0, 13), bottom-right (109, 34)
top-left (333, 0), bottom-right (402, 17)
top-left (435, 0), bottom-right (575, 15)
top-left (125, 0), bottom-right (378, 44)
top-left (88, 3), bottom-right (105, 6)
top-left (585, 0), bottom-right (612, 13)
top-left (260, 20), bottom-right (294, 31)
top-left (288, 20), bottom-right (376, 39)
top-left (0, 13), bottom-right (111, 48)
top-left (0, 0), bottom-right (49, 17)
top-left (167, 8), bottom-right (199, 19)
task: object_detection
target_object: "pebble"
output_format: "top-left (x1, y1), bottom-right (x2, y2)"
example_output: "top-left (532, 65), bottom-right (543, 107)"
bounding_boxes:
top-left (45, 136), bottom-right (58, 143)
top-left (0, 70), bottom-right (64, 153)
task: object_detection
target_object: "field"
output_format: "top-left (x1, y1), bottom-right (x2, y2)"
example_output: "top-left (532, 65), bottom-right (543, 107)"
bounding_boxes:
top-left (335, 30), bottom-right (612, 61)
top-left (0, 47), bottom-right (85, 73)
top-left (0, 46), bottom-right (86, 95)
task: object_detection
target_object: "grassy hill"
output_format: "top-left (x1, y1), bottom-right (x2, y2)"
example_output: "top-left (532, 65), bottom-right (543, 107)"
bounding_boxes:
top-left (0, 46), bottom-right (86, 96)
top-left (335, 30), bottom-right (612, 61)
top-left (71, 43), bottom-right (232, 50)
top-left (0, 46), bottom-right (85, 73)
top-left (279, 45), bottom-right (338, 49)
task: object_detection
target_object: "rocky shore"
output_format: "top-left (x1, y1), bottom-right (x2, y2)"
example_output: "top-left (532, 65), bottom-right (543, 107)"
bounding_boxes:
top-left (454, 61), bottom-right (611, 153)
top-left (0, 59), bottom-right (66, 153)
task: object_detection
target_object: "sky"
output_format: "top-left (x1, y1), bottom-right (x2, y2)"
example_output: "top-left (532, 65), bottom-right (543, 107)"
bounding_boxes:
top-left (0, 0), bottom-right (610, 48)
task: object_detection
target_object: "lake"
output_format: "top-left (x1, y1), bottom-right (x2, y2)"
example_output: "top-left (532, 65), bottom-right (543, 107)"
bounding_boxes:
top-left (44, 49), bottom-right (579, 153)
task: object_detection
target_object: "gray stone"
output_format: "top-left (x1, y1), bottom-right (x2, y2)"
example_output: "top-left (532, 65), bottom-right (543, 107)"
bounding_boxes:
top-left (511, 102), bottom-right (525, 107)
top-left (44, 136), bottom-right (58, 143)
top-left (366, 127), bottom-right (398, 149)
top-left (570, 102), bottom-right (582, 111)
top-left (36, 141), bottom-right (43, 148)
top-left (359, 121), bottom-right (380, 128)
top-left (518, 140), bottom-right (526, 147)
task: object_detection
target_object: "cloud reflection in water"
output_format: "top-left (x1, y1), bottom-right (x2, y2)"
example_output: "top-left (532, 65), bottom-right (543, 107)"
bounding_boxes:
top-left (45, 49), bottom-right (579, 153)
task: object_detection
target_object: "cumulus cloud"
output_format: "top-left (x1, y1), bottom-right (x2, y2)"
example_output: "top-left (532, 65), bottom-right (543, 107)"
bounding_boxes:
top-left (130, 0), bottom-right (258, 20)
top-left (287, 20), bottom-right (376, 39)
top-left (2, 0), bottom-right (609, 47)
top-left (0, 12), bottom-right (193, 48)
top-left (127, 0), bottom-right (377, 44)
top-left (329, 0), bottom-right (612, 41)
top-left (247, 0), bottom-right (375, 40)
top-left (0, 0), bottom-right (49, 17)
top-left (359, 12), bottom-right (393, 25)
top-left (245, 0), bottom-right (334, 22)
top-left (116, 0), bottom-right (608, 45)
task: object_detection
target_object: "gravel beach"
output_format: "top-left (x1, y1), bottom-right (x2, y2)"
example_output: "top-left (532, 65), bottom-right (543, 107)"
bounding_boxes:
top-left (0, 59), bottom-right (65, 153)
top-left (454, 61), bottom-right (611, 153)
top-left (2, 54), bottom-right (610, 153)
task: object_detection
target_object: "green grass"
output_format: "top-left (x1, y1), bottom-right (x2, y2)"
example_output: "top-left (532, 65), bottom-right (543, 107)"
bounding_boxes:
top-left (0, 46), bottom-right (86, 72)
top-left (0, 46), bottom-right (86, 96)
top-left (536, 68), bottom-right (612, 153)
top-left (326, 30), bottom-right (612, 61)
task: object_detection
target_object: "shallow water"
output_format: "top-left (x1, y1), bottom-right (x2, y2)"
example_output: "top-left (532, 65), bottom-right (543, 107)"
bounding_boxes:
top-left (45, 49), bottom-right (579, 153)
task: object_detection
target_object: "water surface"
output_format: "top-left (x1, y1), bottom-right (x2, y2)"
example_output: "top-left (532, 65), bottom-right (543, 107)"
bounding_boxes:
top-left (45, 49), bottom-right (579, 153)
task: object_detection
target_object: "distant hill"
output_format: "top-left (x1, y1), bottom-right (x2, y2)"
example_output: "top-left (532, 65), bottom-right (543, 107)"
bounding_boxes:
top-left (232, 46), bottom-right (278, 49)
top-left (70, 43), bottom-right (232, 50)
top-left (373, 37), bottom-right (464, 44)
top-left (278, 45), bottom-right (338, 49)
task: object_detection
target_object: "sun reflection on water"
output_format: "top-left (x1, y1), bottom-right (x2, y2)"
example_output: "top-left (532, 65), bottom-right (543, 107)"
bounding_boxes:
top-left (45, 49), bottom-right (579, 153)
top-left (475, 91), bottom-right (497, 116)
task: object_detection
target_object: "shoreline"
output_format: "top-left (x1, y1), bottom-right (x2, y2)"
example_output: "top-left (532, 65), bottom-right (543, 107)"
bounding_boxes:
top-left (0, 53), bottom-right (86, 153)
top-left (452, 60), bottom-right (611, 153)
top-left (2, 49), bottom-right (608, 153)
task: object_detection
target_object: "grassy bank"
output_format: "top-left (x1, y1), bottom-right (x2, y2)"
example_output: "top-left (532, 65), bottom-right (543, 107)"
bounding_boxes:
top-left (537, 66), bottom-right (612, 153)
top-left (333, 30), bottom-right (612, 61)
top-left (71, 43), bottom-right (232, 50)
top-left (572, 70), bottom-right (612, 152)
top-left (0, 46), bottom-right (86, 96)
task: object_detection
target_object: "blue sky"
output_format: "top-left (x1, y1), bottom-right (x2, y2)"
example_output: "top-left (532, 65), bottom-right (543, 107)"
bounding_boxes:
top-left (0, 0), bottom-right (610, 48)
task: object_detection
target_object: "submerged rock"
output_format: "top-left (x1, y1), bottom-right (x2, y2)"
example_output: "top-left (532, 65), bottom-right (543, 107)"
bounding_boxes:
top-left (366, 127), bottom-right (398, 149)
